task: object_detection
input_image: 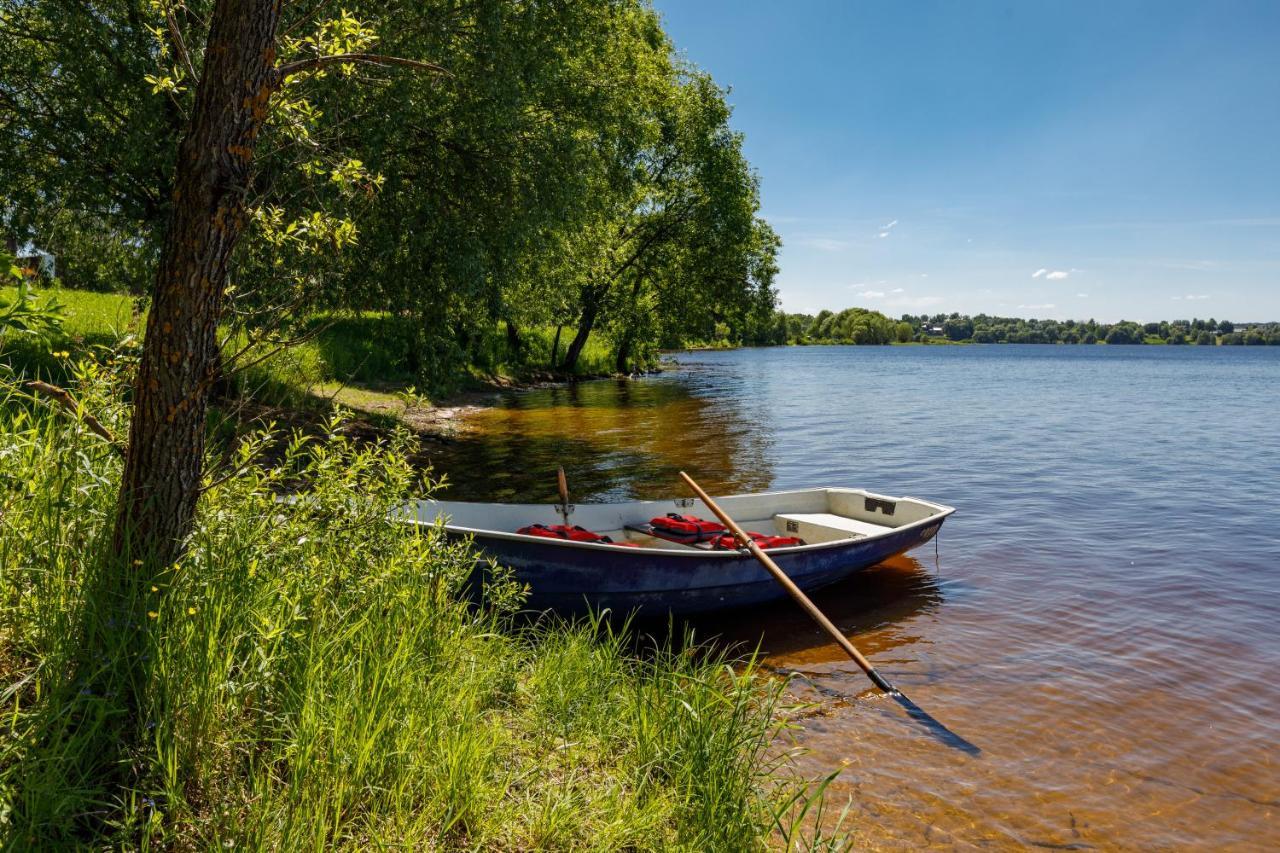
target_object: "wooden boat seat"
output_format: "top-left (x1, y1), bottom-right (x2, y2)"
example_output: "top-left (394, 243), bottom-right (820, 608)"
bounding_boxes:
top-left (773, 512), bottom-right (890, 544)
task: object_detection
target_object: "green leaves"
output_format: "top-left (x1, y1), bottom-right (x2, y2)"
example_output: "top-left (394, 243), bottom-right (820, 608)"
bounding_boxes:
top-left (144, 72), bottom-right (186, 95)
top-left (282, 8), bottom-right (379, 79)
top-left (3, 0), bottom-right (780, 388)
top-left (0, 255), bottom-right (66, 348)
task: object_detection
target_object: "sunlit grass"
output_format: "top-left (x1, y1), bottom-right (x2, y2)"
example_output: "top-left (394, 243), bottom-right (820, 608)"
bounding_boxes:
top-left (0, 285), bottom-right (145, 380)
top-left (0, 365), bottom-right (848, 849)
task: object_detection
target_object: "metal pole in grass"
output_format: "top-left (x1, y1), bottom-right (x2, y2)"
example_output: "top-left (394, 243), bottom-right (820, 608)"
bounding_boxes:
top-left (678, 471), bottom-right (980, 756)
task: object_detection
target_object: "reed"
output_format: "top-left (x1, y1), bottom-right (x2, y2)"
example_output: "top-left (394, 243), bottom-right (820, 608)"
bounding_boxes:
top-left (0, 361), bottom-right (849, 849)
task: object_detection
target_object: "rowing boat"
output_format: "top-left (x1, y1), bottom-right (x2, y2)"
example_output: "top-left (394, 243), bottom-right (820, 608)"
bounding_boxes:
top-left (412, 487), bottom-right (954, 614)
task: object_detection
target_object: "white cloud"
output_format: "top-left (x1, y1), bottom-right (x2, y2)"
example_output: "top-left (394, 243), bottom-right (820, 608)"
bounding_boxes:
top-left (890, 287), bottom-right (905, 293)
top-left (1046, 270), bottom-right (1070, 280)
top-left (920, 273), bottom-right (929, 278)
top-left (877, 219), bottom-right (898, 239)
top-left (1076, 292), bottom-right (1089, 298)
top-left (1017, 303), bottom-right (1057, 310)
top-left (857, 290), bottom-right (886, 299)
top-left (1172, 294), bottom-right (1210, 301)
top-left (1032, 268), bottom-right (1048, 278)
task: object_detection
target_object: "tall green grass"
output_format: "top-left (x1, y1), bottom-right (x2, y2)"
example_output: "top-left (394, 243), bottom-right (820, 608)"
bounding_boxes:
top-left (0, 360), bottom-right (847, 849)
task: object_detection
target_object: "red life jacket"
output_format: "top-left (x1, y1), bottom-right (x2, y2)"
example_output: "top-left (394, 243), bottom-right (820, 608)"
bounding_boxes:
top-left (649, 513), bottom-right (725, 539)
top-left (711, 531), bottom-right (805, 551)
top-left (516, 524), bottom-right (637, 546)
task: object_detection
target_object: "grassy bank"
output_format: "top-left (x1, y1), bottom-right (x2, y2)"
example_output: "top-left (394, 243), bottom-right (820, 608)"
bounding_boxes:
top-left (1, 285), bottom-right (629, 413)
top-left (0, 366), bottom-right (845, 849)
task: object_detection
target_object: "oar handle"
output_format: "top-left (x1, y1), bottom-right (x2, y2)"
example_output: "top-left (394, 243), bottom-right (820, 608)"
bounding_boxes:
top-left (678, 471), bottom-right (899, 695)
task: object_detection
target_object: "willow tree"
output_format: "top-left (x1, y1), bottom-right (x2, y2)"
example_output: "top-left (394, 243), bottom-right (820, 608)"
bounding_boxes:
top-left (0, 2), bottom-right (441, 829)
top-left (313, 0), bottom-right (677, 387)
top-left (101, 1), bottom-right (444, 570)
top-left (559, 67), bottom-right (774, 373)
top-left (8, 0), bottom-right (446, 761)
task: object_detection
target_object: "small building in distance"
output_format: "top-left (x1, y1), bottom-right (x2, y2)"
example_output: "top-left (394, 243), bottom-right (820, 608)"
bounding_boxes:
top-left (14, 245), bottom-right (57, 281)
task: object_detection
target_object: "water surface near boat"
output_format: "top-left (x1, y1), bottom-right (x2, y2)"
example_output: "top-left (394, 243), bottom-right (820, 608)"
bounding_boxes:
top-left (419, 345), bottom-right (1280, 849)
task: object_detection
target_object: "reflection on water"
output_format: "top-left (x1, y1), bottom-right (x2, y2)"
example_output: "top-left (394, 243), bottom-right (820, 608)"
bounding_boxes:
top-left (423, 377), bottom-right (774, 502)
top-left (693, 554), bottom-right (946, 665)
top-left (419, 346), bottom-right (1280, 849)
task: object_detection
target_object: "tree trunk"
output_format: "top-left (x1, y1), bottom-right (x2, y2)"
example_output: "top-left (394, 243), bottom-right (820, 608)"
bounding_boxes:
top-left (614, 274), bottom-right (646, 374)
top-left (549, 323), bottom-right (562, 370)
top-left (113, 0), bottom-right (283, 567)
top-left (561, 286), bottom-right (604, 374)
top-left (504, 318), bottom-right (522, 359)
top-left (614, 335), bottom-right (632, 374)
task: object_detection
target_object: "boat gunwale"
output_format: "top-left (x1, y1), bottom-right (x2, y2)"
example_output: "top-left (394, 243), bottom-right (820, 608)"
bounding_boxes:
top-left (423, 487), bottom-right (956, 559)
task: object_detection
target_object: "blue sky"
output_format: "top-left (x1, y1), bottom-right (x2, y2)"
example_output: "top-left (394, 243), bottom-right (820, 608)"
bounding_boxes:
top-left (653, 1), bottom-right (1280, 321)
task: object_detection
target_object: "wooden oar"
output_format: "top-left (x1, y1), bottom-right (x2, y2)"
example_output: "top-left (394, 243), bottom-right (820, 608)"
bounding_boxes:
top-left (557, 466), bottom-right (571, 527)
top-left (678, 471), bottom-right (979, 756)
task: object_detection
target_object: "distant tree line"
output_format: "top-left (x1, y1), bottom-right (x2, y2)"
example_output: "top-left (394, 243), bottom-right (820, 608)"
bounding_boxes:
top-left (774, 310), bottom-right (1280, 346)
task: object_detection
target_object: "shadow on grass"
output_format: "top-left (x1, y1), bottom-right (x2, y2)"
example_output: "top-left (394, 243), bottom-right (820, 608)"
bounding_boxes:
top-left (8, 547), bottom-right (161, 845)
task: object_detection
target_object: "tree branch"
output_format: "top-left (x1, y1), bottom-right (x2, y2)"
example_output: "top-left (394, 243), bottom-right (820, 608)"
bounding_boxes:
top-left (26, 381), bottom-right (123, 455)
top-left (275, 53), bottom-right (450, 83)
top-left (165, 6), bottom-right (199, 83)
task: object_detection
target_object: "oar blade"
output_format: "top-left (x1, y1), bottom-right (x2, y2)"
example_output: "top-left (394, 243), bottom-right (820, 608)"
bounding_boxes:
top-left (678, 470), bottom-right (980, 757)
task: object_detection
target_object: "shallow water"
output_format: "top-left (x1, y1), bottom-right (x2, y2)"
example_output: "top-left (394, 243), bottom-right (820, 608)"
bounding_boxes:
top-left (426, 345), bottom-right (1280, 849)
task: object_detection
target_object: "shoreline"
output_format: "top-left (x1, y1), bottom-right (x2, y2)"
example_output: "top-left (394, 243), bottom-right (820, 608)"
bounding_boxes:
top-left (236, 365), bottom-right (668, 441)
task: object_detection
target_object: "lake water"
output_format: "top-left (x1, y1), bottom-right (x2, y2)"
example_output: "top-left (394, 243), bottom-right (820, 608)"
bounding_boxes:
top-left (426, 345), bottom-right (1280, 849)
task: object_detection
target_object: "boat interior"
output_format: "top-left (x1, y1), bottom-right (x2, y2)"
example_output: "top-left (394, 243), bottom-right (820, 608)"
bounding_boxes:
top-left (420, 488), bottom-right (954, 551)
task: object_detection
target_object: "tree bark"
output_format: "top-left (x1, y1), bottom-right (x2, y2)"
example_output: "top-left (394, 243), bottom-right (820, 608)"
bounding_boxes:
top-left (561, 285), bottom-right (605, 374)
top-left (614, 273), bottom-right (646, 374)
top-left (549, 323), bottom-right (562, 370)
top-left (113, 0), bottom-right (283, 567)
top-left (614, 335), bottom-right (631, 374)
top-left (504, 318), bottom-right (522, 359)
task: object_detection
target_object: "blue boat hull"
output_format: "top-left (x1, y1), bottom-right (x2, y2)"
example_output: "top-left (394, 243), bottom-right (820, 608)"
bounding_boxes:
top-left (456, 519), bottom-right (945, 615)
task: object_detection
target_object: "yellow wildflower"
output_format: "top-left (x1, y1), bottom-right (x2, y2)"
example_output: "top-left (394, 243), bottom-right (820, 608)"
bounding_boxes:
top-left (147, 611), bottom-right (158, 619)
top-left (187, 607), bottom-right (197, 616)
